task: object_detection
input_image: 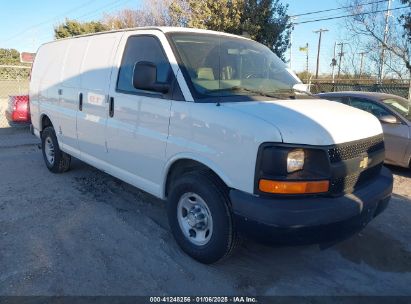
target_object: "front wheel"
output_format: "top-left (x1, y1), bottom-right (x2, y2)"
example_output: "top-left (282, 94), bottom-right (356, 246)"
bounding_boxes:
top-left (41, 126), bottom-right (71, 173)
top-left (167, 170), bottom-right (238, 264)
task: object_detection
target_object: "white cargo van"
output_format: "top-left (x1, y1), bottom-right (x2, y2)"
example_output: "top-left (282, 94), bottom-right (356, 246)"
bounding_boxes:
top-left (30, 27), bottom-right (393, 263)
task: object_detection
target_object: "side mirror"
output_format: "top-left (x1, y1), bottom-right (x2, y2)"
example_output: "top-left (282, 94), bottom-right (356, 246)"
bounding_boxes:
top-left (379, 115), bottom-right (399, 124)
top-left (133, 61), bottom-right (169, 94)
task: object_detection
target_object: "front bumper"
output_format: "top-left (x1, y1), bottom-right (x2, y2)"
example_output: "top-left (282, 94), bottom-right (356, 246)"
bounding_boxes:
top-left (230, 167), bottom-right (393, 244)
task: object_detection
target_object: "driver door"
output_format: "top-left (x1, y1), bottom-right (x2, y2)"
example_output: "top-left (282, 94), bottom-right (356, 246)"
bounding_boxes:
top-left (105, 32), bottom-right (175, 195)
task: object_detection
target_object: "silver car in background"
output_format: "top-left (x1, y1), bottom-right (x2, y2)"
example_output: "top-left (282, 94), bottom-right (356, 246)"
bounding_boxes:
top-left (317, 91), bottom-right (411, 168)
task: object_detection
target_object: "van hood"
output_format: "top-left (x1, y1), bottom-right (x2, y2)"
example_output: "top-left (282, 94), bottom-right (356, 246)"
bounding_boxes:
top-left (224, 98), bottom-right (383, 145)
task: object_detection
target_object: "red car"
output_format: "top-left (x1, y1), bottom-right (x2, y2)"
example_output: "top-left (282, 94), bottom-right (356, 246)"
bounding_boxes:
top-left (5, 95), bottom-right (31, 123)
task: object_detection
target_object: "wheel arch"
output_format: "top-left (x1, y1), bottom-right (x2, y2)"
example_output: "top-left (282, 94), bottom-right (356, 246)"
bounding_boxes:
top-left (162, 155), bottom-right (233, 200)
top-left (39, 113), bottom-right (54, 132)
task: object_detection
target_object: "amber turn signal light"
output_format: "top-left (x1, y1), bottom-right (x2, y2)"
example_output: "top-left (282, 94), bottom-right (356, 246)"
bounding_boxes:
top-left (259, 179), bottom-right (329, 194)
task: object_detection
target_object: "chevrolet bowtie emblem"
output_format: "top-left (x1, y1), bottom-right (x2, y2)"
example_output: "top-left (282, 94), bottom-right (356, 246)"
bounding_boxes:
top-left (359, 156), bottom-right (369, 169)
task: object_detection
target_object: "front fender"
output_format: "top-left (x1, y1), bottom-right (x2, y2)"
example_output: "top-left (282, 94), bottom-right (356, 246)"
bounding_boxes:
top-left (161, 153), bottom-right (234, 199)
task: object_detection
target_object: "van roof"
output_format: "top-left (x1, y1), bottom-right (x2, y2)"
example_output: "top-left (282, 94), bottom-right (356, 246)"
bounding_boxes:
top-left (43, 26), bottom-right (249, 45)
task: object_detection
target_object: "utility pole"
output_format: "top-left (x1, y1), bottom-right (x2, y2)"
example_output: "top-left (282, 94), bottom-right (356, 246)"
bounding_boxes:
top-left (305, 43), bottom-right (309, 82)
top-left (314, 29), bottom-right (329, 79)
top-left (378, 0), bottom-right (392, 83)
top-left (331, 42), bottom-right (337, 84)
top-left (358, 51), bottom-right (366, 78)
top-left (408, 77), bottom-right (411, 101)
top-left (337, 42), bottom-right (346, 79)
top-left (288, 17), bottom-right (297, 69)
top-left (289, 31), bottom-right (293, 69)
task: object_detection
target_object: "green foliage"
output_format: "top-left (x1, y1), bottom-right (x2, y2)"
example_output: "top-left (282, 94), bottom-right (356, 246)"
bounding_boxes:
top-left (0, 49), bottom-right (30, 80)
top-left (0, 49), bottom-right (21, 65)
top-left (241, 0), bottom-right (291, 60)
top-left (187, 0), bottom-right (243, 33)
top-left (170, 0), bottom-right (291, 59)
top-left (54, 19), bottom-right (109, 39)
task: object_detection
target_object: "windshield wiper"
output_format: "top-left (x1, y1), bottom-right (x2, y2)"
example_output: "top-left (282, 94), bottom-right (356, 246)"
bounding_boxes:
top-left (268, 88), bottom-right (315, 97)
top-left (205, 86), bottom-right (283, 99)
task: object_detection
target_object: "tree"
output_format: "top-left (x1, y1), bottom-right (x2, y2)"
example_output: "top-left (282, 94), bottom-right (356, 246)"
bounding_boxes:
top-left (0, 49), bottom-right (21, 65)
top-left (103, 0), bottom-right (180, 28)
top-left (343, 0), bottom-right (410, 79)
top-left (170, 0), bottom-right (291, 59)
top-left (400, 0), bottom-right (411, 41)
top-left (241, 0), bottom-right (291, 59)
top-left (54, 19), bottom-right (109, 39)
top-left (89, 0), bottom-right (291, 59)
top-left (170, 0), bottom-right (243, 33)
top-left (0, 49), bottom-right (30, 80)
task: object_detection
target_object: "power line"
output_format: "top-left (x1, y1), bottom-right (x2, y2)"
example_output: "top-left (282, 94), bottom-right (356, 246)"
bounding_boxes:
top-left (11, 0), bottom-right (134, 50)
top-left (73, 0), bottom-right (133, 21)
top-left (294, 6), bottom-right (408, 25)
top-left (1, 0), bottom-right (100, 43)
top-left (290, 0), bottom-right (389, 17)
top-left (2, 0), bottom-right (130, 44)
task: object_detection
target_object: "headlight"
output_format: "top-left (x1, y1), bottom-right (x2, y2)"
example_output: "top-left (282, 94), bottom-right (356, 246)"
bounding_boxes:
top-left (255, 144), bottom-right (329, 195)
top-left (287, 149), bottom-right (305, 173)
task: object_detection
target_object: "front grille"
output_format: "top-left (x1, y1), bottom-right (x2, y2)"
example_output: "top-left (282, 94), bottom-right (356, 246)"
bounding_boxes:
top-left (327, 135), bottom-right (385, 195)
top-left (328, 135), bottom-right (384, 163)
top-left (330, 163), bottom-right (383, 195)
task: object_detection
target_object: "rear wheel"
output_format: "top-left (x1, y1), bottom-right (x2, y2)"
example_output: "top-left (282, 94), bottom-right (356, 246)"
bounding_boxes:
top-left (41, 126), bottom-right (71, 173)
top-left (167, 170), bottom-right (238, 264)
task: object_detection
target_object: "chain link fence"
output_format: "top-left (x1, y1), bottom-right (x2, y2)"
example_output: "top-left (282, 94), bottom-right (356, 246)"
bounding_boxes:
top-left (0, 65), bottom-right (31, 129)
top-left (0, 65), bottom-right (34, 148)
top-left (309, 78), bottom-right (411, 99)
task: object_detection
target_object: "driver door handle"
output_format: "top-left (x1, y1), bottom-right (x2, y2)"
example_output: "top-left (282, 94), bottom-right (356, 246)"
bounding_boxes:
top-left (109, 97), bottom-right (114, 118)
top-left (79, 93), bottom-right (83, 111)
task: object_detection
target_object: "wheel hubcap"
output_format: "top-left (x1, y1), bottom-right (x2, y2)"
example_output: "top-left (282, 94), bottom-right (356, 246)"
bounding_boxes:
top-left (177, 193), bottom-right (213, 246)
top-left (45, 137), bottom-right (55, 165)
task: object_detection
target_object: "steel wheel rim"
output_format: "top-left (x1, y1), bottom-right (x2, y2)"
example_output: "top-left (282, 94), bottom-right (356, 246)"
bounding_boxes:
top-left (177, 192), bottom-right (213, 246)
top-left (45, 137), bottom-right (55, 165)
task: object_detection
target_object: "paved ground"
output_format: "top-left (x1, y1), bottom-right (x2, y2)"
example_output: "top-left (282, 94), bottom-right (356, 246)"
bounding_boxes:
top-left (0, 127), bottom-right (39, 148)
top-left (0, 129), bottom-right (410, 296)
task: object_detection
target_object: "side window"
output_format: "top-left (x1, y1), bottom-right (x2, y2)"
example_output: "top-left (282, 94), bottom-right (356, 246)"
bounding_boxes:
top-left (117, 35), bottom-right (171, 95)
top-left (349, 97), bottom-right (391, 118)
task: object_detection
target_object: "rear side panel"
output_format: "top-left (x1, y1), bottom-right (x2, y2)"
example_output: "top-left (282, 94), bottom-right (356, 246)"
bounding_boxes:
top-left (29, 39), bottom-right (70, 135)
top-left (59, 37), bottom-right (89, 155)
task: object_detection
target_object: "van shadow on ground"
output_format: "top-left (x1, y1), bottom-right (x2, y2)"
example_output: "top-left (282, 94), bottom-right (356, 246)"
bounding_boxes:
top-left (70, 157), bottom-right (411, 288)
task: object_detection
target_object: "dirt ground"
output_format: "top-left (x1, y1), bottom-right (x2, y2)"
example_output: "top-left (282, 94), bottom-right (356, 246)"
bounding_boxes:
top-left (0, 129), bottom-right (410, 296)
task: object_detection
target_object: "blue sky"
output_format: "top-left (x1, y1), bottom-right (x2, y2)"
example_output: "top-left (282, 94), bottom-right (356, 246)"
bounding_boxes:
top-left (283, 0), bottom-right (346, 74)
top-left (0, 0), bottom-right (392, 74)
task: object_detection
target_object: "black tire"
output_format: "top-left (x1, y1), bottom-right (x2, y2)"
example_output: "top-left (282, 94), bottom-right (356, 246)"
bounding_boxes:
top-left (167, 170), bottom-right (238, 264)
top-left (41, 126), bottom-right (71, 173)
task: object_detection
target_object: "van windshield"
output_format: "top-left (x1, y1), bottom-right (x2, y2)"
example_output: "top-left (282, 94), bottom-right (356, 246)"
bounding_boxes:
top-left (168, 33), bottom-right (305, 102)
